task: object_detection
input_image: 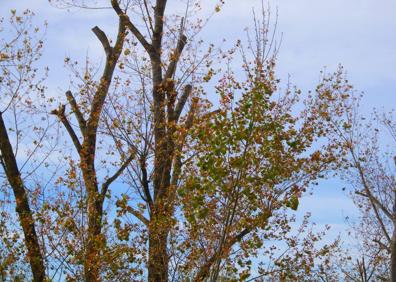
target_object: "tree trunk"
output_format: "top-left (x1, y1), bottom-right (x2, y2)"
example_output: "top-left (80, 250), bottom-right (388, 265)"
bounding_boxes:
top-left (83, 191), bottom-right (104, 282)
top-left (392, 159), bottom-right (396, 282)
top-left (148, 202), bottom-right (170, 282)
top-left (148, 226), bottom-right (169, 282)
top-left (0, 113), bottom-right (45, 282)
top-left (392, 228), bottom-right (396, 282)
top-left (80, 141), bottom-right (104, 282)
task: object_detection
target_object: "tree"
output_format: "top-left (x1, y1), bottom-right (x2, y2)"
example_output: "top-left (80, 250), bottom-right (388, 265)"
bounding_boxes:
top-left (49, 11), bottom-right (135, 282)
top-left (47, 0), bottom-right (224, 280)
top-left (0, 10), bottom-right (48, 282)
top-left (174, 60), bottom-right (352, 280)
top-left (317, 81), bottom-right (395, 281)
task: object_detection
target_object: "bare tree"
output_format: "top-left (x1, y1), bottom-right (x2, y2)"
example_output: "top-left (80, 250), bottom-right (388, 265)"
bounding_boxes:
top-left (320, 87), bottom-right (396, 281)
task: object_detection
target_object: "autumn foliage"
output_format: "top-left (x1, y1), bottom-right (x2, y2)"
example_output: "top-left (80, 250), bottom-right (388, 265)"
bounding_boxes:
top-left (0, 1), bottom-right (394, 282)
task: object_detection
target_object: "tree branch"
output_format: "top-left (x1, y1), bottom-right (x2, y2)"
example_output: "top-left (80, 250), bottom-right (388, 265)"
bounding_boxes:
top-left (373, 238), bottom-right (391, 252)
top-left (351, 150), bottom-right (395, 228)
top-left (85, 17), bottom-right (126, 143)
top-left (111, 0), bottom-right (153, 54)
top-left (0, 113), bottom-right (46, 281)
top-left (163, 18), bottom-right (187, 82)
top-left (153, 0), bottom-right (168, 48)
top-left (51, 105), bottom-right (82, 154)
top-left (140, 156), bottom-right (153, 205)
top-left (65, 91), bottom-right (86, 136)
top-left (173, 84), bottom-right (192, 122)
top-left (92, 26), bottom-right (112, 57)
top-left (193, 227), bottom-right (251, 282)
top-left (128, 206), bottom-right (149, 226)
top-left (171, 96), bottom-right (197, 186)
top-left (355, 190), bottom-right (393, 222)
top-left (101, 151), bottom-right (135, 198)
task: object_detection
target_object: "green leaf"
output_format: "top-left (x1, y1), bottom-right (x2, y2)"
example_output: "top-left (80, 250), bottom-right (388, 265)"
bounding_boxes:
top-left (288, 195), bottom-right (299, 211)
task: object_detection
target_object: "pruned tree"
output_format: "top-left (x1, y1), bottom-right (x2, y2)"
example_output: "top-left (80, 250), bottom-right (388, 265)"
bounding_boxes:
top-left (49, 11), bottom-right (138, 281)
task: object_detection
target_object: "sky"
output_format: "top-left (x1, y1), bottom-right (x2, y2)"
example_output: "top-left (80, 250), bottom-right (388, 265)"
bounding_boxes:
top-left (1, 0), bottom-right (395, 252)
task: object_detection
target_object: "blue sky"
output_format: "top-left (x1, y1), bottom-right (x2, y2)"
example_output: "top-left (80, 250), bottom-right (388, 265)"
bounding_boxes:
top-left (2, 0), bottom-right (395, 249)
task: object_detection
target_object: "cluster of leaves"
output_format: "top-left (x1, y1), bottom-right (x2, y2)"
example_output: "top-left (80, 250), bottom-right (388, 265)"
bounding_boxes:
top-left (166, 54), bottom-right (353, 279)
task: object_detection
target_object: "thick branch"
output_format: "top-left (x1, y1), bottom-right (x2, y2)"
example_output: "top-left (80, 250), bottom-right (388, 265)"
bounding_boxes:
top-left (111, 0), bottom-right (153, 54)
top-left (128, 206), bottom-right (149, 226)
top-left (92, 26), bottom-right (112, 57)
top-left (163, 24), bottom-right (187, 81)
top-left (85, 17), bottom-right (126, 144)
top-left (71, 15), bottom-right (126, 282)
top-left (153, 0), bottom-right (167, 50)
top-left (170, 97), bottom-right (197, 188)
top-left (65, 91), bottom-right (87, 136)
top-left (140, 156), bottom-right (153, 205)
top-left (173, 84), bottom-right (192, 122)
top-left (51, 105), bottom-right (82, 154)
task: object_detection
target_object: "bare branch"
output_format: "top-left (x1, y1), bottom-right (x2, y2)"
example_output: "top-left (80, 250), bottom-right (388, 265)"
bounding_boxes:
top-left (143, 0), bottom-right (154, 33)
top-left (373, 238), bottom-right (391, 252)
top-left (173, 84), bottom-right (192, 122)
top-left (128, 206), bottom-right (149, 226)
top-left (85, 18), bottom-right (126, 141)
top-left (0, 113), bottom-right (46, 281)
top-left (170, 97), bottom-right (198, 188)
top-left (65, 91), bottom-right (86, 136)
top-left (163, 18), bottom-right (187, 81)
top-left (111, 0), bottom-right (153, 54)
top-left (101, 151), bottom-right (135, 198)
top-left (51, 105), bottom-right (82, 154)
top-left (153, 0), bottom-right (168, 49)
top-left (92, 26), bottom-right (112, 57)
top-left (350, 149), bottom-right (395, 231)
top-left (140, 156), bottom-right (153, 205)
top-left (355, 190), bottom-right (394, 222)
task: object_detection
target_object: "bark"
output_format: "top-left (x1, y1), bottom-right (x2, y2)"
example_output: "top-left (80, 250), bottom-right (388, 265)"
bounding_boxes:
top-left (148, 207), bottom-right (170, 282)
top-left (83, 182), bottom-right (104, 282)
top-left (392, 161), bottom-right (396, 282)
top-left (392, 229), bottom-right (396, 282)
top-left (148, 234), bottom-right (169, 282)
top-left (0, 113), bottom-right (45, 282)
